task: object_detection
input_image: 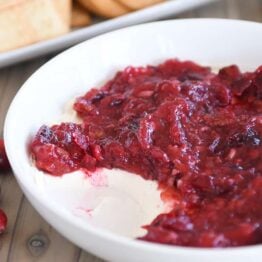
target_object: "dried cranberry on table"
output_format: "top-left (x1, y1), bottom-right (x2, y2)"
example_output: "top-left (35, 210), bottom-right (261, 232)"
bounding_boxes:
top-left (0, 209), bottom-right (7, 234)
top-left (0, 138), bottom-right (9, 234)
top-left (0, 139), bottom-right (11, 171)
top-left (30, 59), bottom-right (262, 247)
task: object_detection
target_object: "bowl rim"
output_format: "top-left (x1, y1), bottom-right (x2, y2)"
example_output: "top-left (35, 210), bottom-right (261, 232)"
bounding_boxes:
top-left (4, 18), bottom-right (262, 256)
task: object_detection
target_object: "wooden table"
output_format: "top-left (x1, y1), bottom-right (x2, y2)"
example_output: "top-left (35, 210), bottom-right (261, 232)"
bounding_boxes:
top-left (0, 0), bottom-right (261, 261)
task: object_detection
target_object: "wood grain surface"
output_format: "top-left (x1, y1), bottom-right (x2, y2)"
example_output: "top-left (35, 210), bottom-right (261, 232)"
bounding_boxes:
top-left (0, 0), bottom-right (261, 261)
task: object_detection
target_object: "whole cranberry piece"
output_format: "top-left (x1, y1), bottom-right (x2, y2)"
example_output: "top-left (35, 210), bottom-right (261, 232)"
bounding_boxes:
top-left (0, 209), bottom-right (7, 233)
top-left (0, 139), bottom-right (11, 171)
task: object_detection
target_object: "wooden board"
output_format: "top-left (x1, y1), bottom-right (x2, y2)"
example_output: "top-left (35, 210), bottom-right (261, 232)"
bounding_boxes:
top-left (0, 0), bottom-right (261, 261)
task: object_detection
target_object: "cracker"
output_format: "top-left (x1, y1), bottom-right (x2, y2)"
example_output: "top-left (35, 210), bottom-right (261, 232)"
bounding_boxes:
top-left (71, 2), bottom-right (91, 28)
top-left (0, 0), bottom-right (71, 52)
top-left (116, 0), bottom-right (164, 10)
top-left (77, 0), bottom-right (129, 18)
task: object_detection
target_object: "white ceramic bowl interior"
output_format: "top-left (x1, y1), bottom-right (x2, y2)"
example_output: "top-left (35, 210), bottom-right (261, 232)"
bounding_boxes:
top-left (4, 19), bottom-right (262, 262)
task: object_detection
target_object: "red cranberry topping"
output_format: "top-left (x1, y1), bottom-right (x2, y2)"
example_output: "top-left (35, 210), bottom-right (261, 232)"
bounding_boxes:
top-left (30, 59), bottom-right (262, 247)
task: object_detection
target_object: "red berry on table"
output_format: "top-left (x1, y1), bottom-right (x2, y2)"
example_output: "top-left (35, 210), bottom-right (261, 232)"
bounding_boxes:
top-left (0, 209), bottom-right (7, 233)
top-left (0, 139), bottom-right (11, 171)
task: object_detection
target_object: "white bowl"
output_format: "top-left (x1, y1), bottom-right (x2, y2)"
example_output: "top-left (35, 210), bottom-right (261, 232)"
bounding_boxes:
top-left (4, 19), bottom-right (262, 262)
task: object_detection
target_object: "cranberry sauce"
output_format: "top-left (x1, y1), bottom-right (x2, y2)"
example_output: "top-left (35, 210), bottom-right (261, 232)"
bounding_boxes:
top-left (30, 60), bottom-right (262, 247)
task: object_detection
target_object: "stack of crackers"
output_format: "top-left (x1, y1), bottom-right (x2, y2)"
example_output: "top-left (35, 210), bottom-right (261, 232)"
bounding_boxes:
top-left (73, 0), bottom-right (164, 25)
top-left (0, 0), bottom-right (164, 52)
